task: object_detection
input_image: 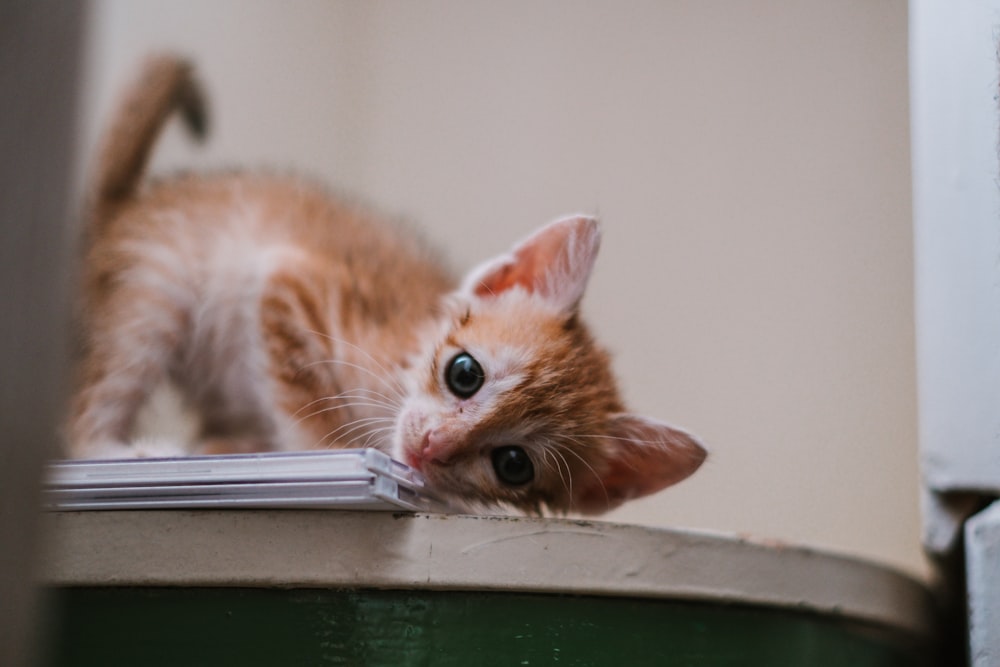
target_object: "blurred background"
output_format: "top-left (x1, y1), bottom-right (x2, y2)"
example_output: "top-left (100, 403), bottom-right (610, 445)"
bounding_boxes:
top-left (74, 1), bottom-right (918, 575)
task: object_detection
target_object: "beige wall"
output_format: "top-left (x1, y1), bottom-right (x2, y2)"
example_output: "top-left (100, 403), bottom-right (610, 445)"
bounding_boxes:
top-left (79, 1), bottom-right (920, 576)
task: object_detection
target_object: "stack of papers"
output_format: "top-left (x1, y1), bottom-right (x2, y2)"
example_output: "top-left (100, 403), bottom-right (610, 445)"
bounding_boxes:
top-left (44, 448), bottom-right (444, 512)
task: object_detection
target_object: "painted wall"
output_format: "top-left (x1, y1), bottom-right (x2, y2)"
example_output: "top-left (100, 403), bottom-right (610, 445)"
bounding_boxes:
top-left (77, 1), bottom-right (921, 575)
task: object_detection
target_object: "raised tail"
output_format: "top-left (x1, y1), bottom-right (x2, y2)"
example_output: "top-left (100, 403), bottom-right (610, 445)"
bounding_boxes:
top-left (92, 54), bottom-right (207, 215)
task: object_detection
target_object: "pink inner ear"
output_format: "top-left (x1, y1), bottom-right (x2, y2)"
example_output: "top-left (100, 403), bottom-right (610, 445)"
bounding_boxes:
top-left (574, 415), bottom-right (707, 514)
top-left (465, 216), bottom-right (600, 311)
top-left (472, 260), bottom-right (522, 298)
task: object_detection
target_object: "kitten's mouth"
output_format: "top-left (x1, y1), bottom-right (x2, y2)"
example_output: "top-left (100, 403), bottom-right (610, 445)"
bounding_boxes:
top-left (407, 452), bottom-right (424, 472)
top-left (403, 432), bottom-right (431, 472)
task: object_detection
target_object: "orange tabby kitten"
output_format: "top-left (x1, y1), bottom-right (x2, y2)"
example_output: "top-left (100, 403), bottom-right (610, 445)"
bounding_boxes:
top-left (68, 55), bottom-right (706, 514)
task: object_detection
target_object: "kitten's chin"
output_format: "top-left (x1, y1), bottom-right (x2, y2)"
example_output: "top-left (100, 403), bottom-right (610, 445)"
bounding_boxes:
top-left (392, 405), bottom-right (435, 472)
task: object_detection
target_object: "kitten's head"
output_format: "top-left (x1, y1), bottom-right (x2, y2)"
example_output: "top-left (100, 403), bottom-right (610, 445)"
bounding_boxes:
top-left (394, 216), bottom-right (706, 514)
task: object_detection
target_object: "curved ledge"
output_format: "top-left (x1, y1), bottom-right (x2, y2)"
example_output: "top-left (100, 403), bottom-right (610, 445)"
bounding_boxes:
top-left (41, 510), bottom-right (935, 637)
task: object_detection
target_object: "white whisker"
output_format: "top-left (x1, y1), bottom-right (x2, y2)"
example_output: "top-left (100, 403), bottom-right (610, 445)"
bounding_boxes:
top-left (316, 416), bottom-right (396, 449)
top-left (303, 329), bottom-right (408, 399)
top-left (552, 436), bottom-right (607, 506)
top-left (538, 441), bottom-right (571, 496)
top-left (292, 388), bottom-right (400, 419)
top-left (302, 357), bottom-right (406, 403)
top-left (349, 425), bottom-right (397, 450)
top-left (294, 401), bottom-right (395, 429)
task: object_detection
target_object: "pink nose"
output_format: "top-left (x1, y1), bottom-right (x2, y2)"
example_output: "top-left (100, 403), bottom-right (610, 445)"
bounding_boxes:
top-left (423, 428), bottom-right (456, 464)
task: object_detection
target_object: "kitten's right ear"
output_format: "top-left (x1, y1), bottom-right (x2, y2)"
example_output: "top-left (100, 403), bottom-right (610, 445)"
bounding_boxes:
top-left (572, 414), bottom-right (708, 515)
top-left (460, 216), bottom-right (600, 314)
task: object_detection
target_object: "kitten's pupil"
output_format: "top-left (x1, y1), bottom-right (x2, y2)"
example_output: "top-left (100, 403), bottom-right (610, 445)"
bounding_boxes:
top-left (491, 446), bottom-right (535, 486)
top-left (445, 352), bottom-right (485, 399)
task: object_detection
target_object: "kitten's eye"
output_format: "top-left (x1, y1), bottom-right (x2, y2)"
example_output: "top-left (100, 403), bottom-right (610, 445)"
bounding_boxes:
top-left (445, 352), bottom-right (485, 399)
top-left (491, 446), bottom-right (535, 486)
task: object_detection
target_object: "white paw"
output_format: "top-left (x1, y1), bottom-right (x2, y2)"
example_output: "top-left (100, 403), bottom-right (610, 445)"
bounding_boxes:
top-left (128, 436), bottom-right (191, 458)
top-left (70, 437), bottom-right (191, 460)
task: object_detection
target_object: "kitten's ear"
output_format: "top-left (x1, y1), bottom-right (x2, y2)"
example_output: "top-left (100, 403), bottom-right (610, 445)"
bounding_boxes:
top-left (461, 215), bottom-right (600, 313)
top-left (573, 414), bottom-right (707, 515)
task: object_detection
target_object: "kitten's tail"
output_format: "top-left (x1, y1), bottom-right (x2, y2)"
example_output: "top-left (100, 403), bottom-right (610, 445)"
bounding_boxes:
top-left (92, 54), bottom-right (207, 215)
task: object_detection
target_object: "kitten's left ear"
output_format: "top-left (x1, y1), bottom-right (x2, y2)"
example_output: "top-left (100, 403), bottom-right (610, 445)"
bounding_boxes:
top-left (461, 215), bottom-right (600, 313)
top-left (573, 414), bottom-right (708, 515)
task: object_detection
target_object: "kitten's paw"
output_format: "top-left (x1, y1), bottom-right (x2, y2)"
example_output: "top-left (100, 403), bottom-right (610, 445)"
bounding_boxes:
top-left (67, 439), bottom-right (135, 460)
top-left (128, 436), bottom-right (191, 458)
top-left (69, 437), bottom-right (191, 460)
top-left (194, 437), bottom-right (271, 455)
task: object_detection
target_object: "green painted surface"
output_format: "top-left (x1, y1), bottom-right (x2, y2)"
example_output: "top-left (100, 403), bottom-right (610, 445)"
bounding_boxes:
top-left (47, 588), bottom-right (929, 666)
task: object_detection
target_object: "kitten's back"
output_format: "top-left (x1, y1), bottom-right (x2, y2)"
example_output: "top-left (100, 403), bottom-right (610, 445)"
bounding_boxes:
top-left (72, 55), bottom-right (454, 457)
top-left (87, 53), bottom-right (454, 341)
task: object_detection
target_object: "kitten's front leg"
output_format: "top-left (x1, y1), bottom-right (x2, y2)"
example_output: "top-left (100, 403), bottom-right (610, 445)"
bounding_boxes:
top-left (72, 436), bottom-right (190, 460)
top-left (256, 268), bottom-right (402, 453)
top-left (258, 269), bottom-right (347, 451)
top-left (68, 281), bottom-right (190, 459)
